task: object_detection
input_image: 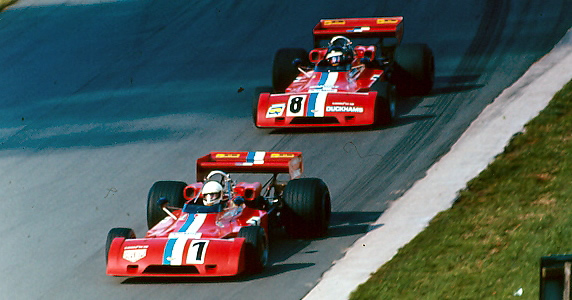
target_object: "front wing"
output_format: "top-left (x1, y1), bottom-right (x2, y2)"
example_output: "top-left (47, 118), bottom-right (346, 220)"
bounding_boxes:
top-left (256, 91), bottom-right (377, 128)
top-left (107, 236), bottom-right (246, 277)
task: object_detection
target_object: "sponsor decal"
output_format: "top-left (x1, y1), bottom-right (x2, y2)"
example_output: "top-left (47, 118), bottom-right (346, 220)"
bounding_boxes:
top-left (324, 20), bottom-right (345, 26)
top-left (270, 153), bottom-right (295, 158)
top-left (215, 153), bottom-right (240, 158)
top-left (377, 18), bottom-right (399, 24)
top-left (123, 245), bottom-right (148, 263)
top-left (168, 232), bottom-right (202, 239)
top-left (326, 106), bottom-right (364, 113)
top-left (309, 85), bottom-right (338, 93)
top-left (266, 103), bottom-right (285, 118)
top-left (331, 102), bottom-right (355, 106)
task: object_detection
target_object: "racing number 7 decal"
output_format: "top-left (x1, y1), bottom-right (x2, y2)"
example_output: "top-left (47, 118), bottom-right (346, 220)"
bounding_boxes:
top-left (286, 95), bottom-right (307, 117)
top-left (186, 240), bottom-right (209, 264)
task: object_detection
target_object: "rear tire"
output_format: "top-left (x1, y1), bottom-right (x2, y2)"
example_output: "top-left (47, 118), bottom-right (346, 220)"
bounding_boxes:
top-left (272, 48), bottom-right (308, 93)
top-left (238, 226), bottom-right (268, 274)
top-left (393, 43), bottom-right (434, 96)
top-left (106, 227), bottom-right (135, 263)
top-left (282, 178), bottom-right (331, 238)
top-left (147, 181), bottom-right (187, 229)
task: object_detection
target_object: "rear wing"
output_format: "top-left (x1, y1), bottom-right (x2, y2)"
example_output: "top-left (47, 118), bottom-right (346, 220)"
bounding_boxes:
top-left (196, 151), bottom-right (303, 181)
top-left (313, 17), bottom-right (404, 46)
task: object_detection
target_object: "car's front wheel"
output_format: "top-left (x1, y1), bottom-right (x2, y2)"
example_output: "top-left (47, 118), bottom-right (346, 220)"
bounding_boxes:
top-left (106, 227), bottom-right (135, 264)
top-left (371, 81), bottom-right (398, 125)
top-left (238, 226), bottom-right (268, 274)
top-left (147, 181), bottom-right (187, 229)
top-left (272, 48), bottom-right (308, 93)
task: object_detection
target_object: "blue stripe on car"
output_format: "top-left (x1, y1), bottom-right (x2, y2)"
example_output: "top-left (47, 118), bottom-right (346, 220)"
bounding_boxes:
top-left (307, 73), bottom-right (329, 116)
top-left (178, 213), bottom-right (196, 233)
top-left (163, 238), bottom-right (177, 264)
top-left (246, 151), bottom-right (255, 163)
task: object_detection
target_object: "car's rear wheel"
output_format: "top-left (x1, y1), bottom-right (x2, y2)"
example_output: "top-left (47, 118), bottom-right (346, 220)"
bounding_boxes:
top-left (147, 181), bottom-right (187, 229)
top-left (282, 178), bottom-right (331, 238)
top-left (393, 43), bottom-right (434, 96)
top-left (272, 48), bottom-right (308, 93)
top-left (238, 226), bottom-right (268, 274)
top-left (106, 227), bottom-right (135, 264)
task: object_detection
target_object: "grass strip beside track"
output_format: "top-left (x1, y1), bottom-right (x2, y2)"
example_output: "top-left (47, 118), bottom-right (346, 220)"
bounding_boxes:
top-left (0, 0), bottom-right (16, 11)
top-left (351, 79), bottom-right (572, 299)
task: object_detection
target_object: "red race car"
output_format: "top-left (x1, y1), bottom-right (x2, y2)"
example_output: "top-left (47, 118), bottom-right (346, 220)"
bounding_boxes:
top-left (253, 17), bottom-right (434, 128)
top-left (106, 151), bottom-right (331, 277)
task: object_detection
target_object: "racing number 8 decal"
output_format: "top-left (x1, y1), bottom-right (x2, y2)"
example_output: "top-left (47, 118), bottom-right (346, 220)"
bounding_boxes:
top-left (186, 240), bottom-right (209, 264)
top-left (290, 97), bottom-right (303, 113)
top-left (286, 95), bottom-right (307, 117)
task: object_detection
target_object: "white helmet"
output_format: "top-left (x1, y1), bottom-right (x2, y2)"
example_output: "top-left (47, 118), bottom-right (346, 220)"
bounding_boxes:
top-left (202, 181), bottom-right (223, 206)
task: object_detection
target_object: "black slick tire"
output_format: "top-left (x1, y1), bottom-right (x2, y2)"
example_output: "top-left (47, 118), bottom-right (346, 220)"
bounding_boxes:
top-left (238, 226), bottom-right (268, 274)
top-left (371, 81), bottom-right (397, 125)
top-left (282, 178), bottom-right (331, 239)
top-left (106, 227), bottom-right (135, 264)
top-left (147, 181), bottom-right (187, 229)
top-left (272, 48), bottom-right (308, 93)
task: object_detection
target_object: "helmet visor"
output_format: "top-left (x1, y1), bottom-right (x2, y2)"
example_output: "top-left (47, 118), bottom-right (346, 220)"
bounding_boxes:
top-left (204, 192), bottom-right (220, 205)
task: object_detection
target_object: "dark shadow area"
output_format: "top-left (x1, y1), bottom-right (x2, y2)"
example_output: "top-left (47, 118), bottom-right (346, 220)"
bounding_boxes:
top-left (430, 84), bottom-right (484, 95)
top-left (266, 112), bottom-right (436, 134)
top-left (429, 74), bottom-right (484, 95)
top-left (268, 124), bottom-right (387, 135)
top-left (120, 263), bottom-right (314, 284)
top-left (327, 211), bottom-right (384, 238)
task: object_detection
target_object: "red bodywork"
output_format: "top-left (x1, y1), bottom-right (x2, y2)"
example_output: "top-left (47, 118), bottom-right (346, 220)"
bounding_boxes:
top-left (255, 17), bottom-right (403, 128)
top-left (106, 151), bottom-right (302, 277)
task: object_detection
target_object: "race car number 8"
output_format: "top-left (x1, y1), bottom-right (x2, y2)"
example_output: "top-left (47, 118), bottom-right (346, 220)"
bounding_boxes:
top-left (286, 95), bottom-right (307, 117)
top-left (186, 240), bottom-right (209, 264)
top-left (290, 97), bottom-right (303, 113)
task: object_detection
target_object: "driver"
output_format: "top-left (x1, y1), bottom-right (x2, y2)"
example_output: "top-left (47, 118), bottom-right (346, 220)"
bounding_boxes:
top-left (202, 181), bottom-right (224, 206)
top-left (325, 36), bottom-right (354, 66)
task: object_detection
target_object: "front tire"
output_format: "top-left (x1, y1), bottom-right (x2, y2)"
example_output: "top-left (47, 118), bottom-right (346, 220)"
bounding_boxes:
top-left (252, 87), bottom-right (272, 127)
top-left (371, 81), bottom-right (398, 125)
top-left (282, 178), bottom-right (331, 239)
top-left (147, 181), bottom-right (187, 229)
top-left (238, 226), bottom-right (268, 274)
top-left (272, 48), bottom-right (308, 93)
top-left (106, 227), bottom-right (135, 264)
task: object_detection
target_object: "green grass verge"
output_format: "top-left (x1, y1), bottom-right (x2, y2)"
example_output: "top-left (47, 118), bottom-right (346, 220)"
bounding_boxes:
top-left (351, 78), bottom-right (572, 300)
top-left (0, 0), bottom-right (17, 12)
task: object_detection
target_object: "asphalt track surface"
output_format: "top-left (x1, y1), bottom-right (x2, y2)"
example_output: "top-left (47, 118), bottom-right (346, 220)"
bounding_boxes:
top-left (0, 1), bottom-right (571, 299)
